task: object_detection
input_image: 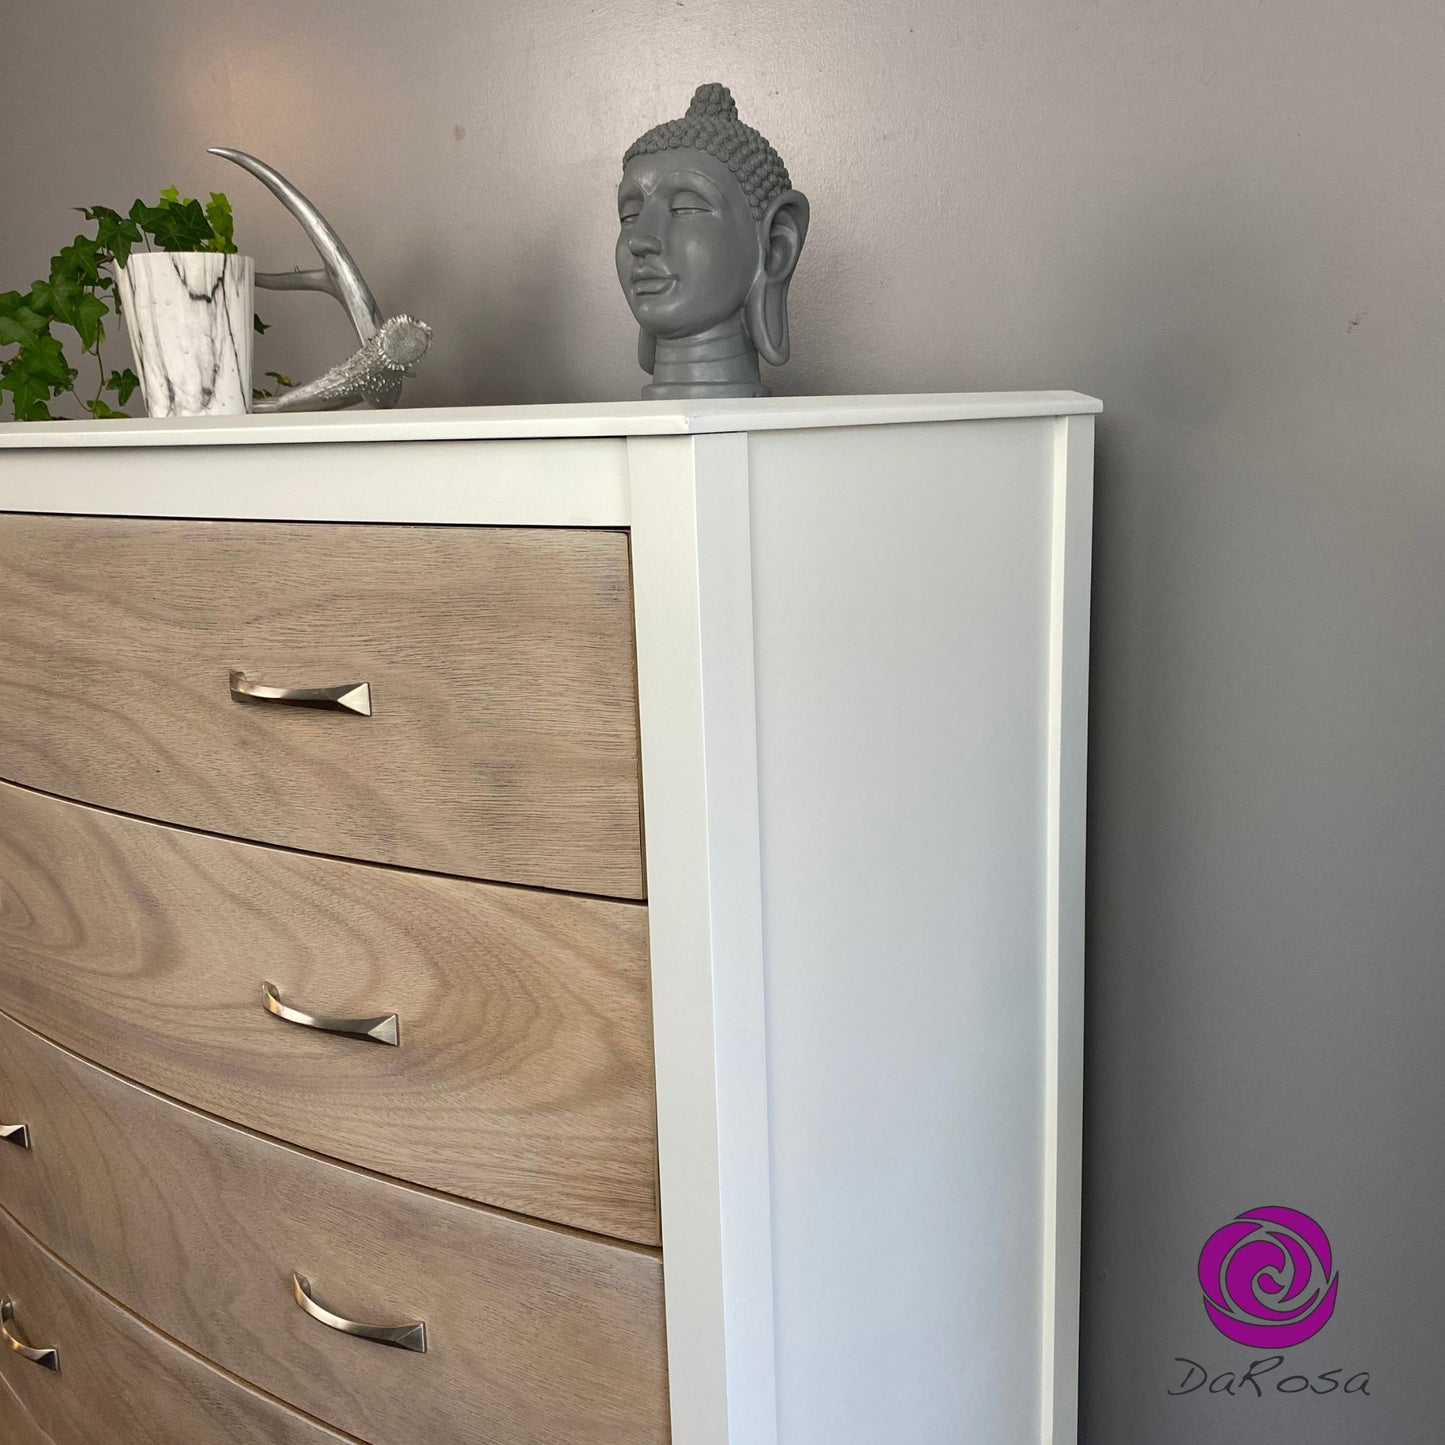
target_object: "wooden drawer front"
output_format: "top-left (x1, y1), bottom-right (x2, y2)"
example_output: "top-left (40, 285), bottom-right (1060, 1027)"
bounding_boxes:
top-left (0, 514), bottom-right (643, 899)
top-left (0, 1014), bottom-right (671, 1445)
top-left (0, 780), bottom-right (659, 1245)
top-left (0, 1206), bottom-right (352, 1445)
top-left (1, 1371), bottom-right (54, 1445)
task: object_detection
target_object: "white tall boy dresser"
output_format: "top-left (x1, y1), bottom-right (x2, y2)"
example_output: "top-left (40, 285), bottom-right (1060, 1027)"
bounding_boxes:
top-left (0, 392), bottom-right (1098, 1445)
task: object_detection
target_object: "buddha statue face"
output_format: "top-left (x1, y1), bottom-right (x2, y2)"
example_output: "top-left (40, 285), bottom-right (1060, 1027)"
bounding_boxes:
top-left (616, 83), bottom-right (809, 399)
top-left (616, 147), bottom-right (761, 343)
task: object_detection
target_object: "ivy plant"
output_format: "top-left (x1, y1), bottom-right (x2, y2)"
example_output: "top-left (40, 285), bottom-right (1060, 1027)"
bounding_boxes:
top-left (0, 188), bottom-right (265, 422)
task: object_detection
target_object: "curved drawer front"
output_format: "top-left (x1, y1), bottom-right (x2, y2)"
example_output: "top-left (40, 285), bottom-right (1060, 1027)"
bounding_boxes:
top-left (0, 1372), bottom-right (53, 1445)
top-left (0, 780), bottom-right (659, 1246)
top-left (0, 1013), bottom-right (671, 1445)
top-left (0, 514), bottom-right (643, 899)
top-left (0, 1205), bottom-right (353, 1445)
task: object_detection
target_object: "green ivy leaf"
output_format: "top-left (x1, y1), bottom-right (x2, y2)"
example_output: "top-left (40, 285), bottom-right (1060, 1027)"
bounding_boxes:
top-left (45, 274), bottom-right (109, 349)
top-left (146, 197), bottom-right (213, 253)
top-left (158, 185), bottom-right (182, 207)
top-left (44, 278), bottom-right (81, 325)
top-left (72, 294), bottom-right (109, 351)
top-left (81, 205), bottom-right (144, 267)
top-left (253, 313), bottom-right (269, 335)
top-left (8, 380), bottom-right (55, 421)
top-left (106, 368), bottom-right (140, 405)
top-left (205, 192), bottom-right (236, 254)
top-left (1, 332), bottom-right (72, 420)
top-left (51, 234), bottom-right (105, 287)
top-left (26, 280), bottom-right (56, 319)
top-left (0, 306), bottom-right (47, 347)
top-left (17, 331), bottom-right (74, 387)
top-left (85, 398), bottom-right (131, 419)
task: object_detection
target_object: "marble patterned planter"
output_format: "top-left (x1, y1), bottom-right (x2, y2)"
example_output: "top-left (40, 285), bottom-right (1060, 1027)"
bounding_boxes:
top-left (115, 252), bottom-right (254, 417)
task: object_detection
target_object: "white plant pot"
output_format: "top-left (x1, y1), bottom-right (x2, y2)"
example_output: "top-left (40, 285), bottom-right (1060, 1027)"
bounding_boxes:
top-left (115, 252), bottom-right (254, 417)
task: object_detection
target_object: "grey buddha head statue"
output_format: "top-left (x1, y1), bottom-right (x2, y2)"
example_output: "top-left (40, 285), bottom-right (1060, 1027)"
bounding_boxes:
top-left (616, 83), bottom-right (809, 399)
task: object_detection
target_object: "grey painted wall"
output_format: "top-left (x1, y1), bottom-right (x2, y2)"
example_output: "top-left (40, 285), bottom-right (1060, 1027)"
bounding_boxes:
top-left (3, 2), bottom-right (1441, 1440)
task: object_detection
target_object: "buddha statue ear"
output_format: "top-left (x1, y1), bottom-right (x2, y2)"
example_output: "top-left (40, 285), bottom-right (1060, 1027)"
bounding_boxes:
top-left (744, 189), bottom-right (810, 366)
top-left (638, 327), bottom-right (657, 376)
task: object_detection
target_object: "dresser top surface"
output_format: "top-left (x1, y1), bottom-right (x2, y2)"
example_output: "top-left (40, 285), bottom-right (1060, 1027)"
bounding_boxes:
top-left (0, 392), bottom-right (1100, 450)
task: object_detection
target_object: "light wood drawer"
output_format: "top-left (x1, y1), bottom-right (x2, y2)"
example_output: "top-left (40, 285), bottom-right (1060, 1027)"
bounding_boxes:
top-left (0, 780), bottom-right (659, 1245)
top-left (0, 514), bottom-right (644, 898)
top-left (0, 1371), bottom-right (53, 1445)
top-left (0, 1205), bottom-right (353, 1445)
top-left (0, 1013), bottom-right (671, 1445)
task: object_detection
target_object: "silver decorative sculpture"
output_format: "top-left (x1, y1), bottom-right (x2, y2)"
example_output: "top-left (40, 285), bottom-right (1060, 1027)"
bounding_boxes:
top-left (209, 148), bottom-right (432, 412)
top-left (616, 83), bottom-right (809, 399)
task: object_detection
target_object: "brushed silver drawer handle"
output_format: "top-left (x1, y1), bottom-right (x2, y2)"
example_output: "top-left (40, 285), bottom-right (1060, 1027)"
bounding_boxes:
top-left (229, 671), bottom-right (372, 716)
top-left (0, 1124), bottom-right (30, 1150)
top-left (292, 1273), bottom-right (426, 1353)
top-left (262, 982), bottom-right (399, 1047)
top-left (2, 1298), bottom-right (59, 1371)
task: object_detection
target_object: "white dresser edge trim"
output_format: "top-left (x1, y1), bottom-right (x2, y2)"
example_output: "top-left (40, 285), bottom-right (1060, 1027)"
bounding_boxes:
top-left (1040, 414), bottom-right (1094, 1445)
top-left (630, 433), bottom-right (779, 1445)
top-left (0, 392), bottom-right (1103, 449)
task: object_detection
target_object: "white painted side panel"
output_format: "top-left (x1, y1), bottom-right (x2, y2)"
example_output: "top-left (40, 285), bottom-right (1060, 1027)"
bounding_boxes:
top-left (747, 419), bottom-right (1060, 1445)
top-left (1041, 415), bottom-right (1094, 1445)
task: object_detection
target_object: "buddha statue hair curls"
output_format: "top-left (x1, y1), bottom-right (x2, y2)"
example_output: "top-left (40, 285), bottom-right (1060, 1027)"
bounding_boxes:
top-left (624, 83), bottom-right (793, 221)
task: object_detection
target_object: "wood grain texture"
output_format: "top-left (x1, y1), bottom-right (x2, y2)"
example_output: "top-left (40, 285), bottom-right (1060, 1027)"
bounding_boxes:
top-left (0, 1205), bottom-right (354, 1445)
top-left (0, 1013), bottom-right (671, 1445)
top-left (0, 515), bottom-right (644, 898)
top-left (0, 1368), bottom-right (55, 1445)
top-left (0, 780), bottom-right (659, 1245)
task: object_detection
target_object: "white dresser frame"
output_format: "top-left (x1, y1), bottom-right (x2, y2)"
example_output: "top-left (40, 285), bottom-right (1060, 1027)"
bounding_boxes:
top-left (0, 392), bottom-right (1098, 1445)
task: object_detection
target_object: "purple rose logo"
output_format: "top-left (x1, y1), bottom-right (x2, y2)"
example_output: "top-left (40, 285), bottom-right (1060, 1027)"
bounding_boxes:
top-left (1198, 1205), bottom-right (1339, 1348)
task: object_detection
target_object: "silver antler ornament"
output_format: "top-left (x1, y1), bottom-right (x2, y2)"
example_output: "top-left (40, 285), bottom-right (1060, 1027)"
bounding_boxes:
top-left (209, 148), bottom-right (432, 412)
